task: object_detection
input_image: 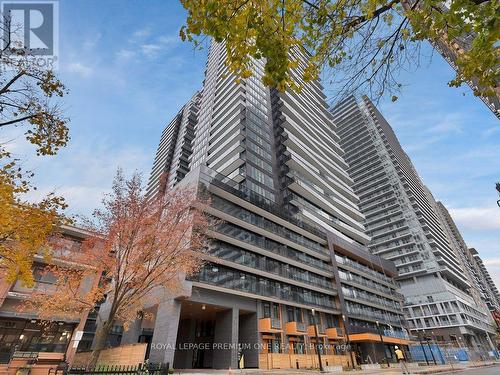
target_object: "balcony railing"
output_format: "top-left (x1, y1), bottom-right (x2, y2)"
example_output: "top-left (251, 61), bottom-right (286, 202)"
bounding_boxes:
top-left (209, 242), bottom-right (335, 291)
top-left (194, 267), bottom-right (337, 310)
top-left (308, 324), bottom-right (326, 335)
top-left (325, 326), bottom-right (344, 339)
top-left (271, 318), bottom-right (282, 330)
top-left (211, 194), bottom-right (327, 255)
top-left (346, 310), bottom-right (402, 325)
top-left (202, 168), bottom-right (327, 240)
top-left (10, 280), bottom-right (57, 296)
top-left (213, 223), bottom-right (333, 273)
top-left (347, 325), bottom-right (409, 340)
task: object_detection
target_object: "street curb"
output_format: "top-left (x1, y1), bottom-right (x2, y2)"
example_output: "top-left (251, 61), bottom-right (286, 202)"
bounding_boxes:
top-left (413, 362), bottom-right (499, 374)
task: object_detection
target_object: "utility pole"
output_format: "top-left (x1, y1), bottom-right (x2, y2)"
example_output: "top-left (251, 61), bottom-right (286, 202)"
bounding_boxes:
top-left (311, 309), bottom-right (324, 372)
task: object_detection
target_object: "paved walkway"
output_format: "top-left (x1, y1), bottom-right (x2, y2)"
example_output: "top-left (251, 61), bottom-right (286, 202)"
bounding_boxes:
top-left (172, 361), bottom-right (499, 375)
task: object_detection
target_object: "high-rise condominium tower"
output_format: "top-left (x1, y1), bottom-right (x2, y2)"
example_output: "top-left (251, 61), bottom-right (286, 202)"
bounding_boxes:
top-left (332, 95), bottom-right (496, 351)
top-left (468, 248), bottom-right (500, 322)
top-left (147, 91), bottom-right (201, 196)
top-left (400, 1), bottom-right (499, 119)
top-left (435, 202), bottom-right (500, 319)
top-left (127, 44), bottom-right (410, 370)
top-left (431, 38), bottom-right (500, 120)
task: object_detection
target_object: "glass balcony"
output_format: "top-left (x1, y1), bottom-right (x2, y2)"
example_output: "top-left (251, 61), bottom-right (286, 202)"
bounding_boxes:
top-left (201, 167), bottom-right (327, 239)
top-left (335, 253), bottom-right (394, 284)
top-left (284, 321), bottom-right (306, 335)
top-left (213, 222), bottom-right (333, 272)
top-left (326, 327), bottom-right (344, 339)
top-left (258, 317), bottom-right (282, 332)
top-left (343, 288), bottom-right (401, 311)
top-left (209, 242), bottom-right (335, 290)
top-left (307, 324), bottom-right (326, 336)
top-left (271, 318), bottom-right (282, 330)
top-left (211, 195), bottom-right (327, 255)
top-left (193, 264), bottom-right (337, 310)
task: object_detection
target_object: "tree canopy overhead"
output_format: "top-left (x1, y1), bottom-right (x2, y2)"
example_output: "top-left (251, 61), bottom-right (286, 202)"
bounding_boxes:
top-left (180, 0), bottom-right (499, 102)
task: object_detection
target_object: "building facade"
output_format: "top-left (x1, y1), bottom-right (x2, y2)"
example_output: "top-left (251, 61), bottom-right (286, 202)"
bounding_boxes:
top-left (146, 91), bottom-right (201, 197)
top-left (401, 1), bottom-right (500, 119)
top-left (0, 226), bottom-right (97, 366)
top-left (430, 36), bottom-right (500, 120)
top-left (331, 95), bottom-right (496, 352)
top-left (468, 248), bottom-right (500, 324)
top-left (122, 43), bottom-right (411, 370)
top-left (435, 202), bottom-right (500, 322)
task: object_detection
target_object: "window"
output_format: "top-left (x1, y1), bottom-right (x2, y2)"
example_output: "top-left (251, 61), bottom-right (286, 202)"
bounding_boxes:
top-left (263, 302), bottom-right (271, 318)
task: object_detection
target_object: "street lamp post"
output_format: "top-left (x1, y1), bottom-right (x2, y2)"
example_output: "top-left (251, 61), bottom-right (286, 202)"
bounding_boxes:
top-left (417, 330), bottom-right (430, 365)
top-left (425, 335), bottom-right (437, 365)
top-left (342, 314), bottom-right (356, 369)
top-left (376, 321), bottom-right (390, 367)
top-left (311, 309), bottom-right (324, 372)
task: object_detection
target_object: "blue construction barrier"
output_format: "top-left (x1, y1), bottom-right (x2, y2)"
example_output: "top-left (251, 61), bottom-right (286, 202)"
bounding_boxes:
top-left (409, 344), bottom-right (446, 364)
top-left (444, 347), bottom-right (469, 361)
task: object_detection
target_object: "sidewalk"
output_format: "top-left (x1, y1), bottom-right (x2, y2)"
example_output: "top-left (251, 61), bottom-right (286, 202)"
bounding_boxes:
top-left (356, 360), bottom-right (498, 374)
top-left (173, 361), bottom-right (499, 375)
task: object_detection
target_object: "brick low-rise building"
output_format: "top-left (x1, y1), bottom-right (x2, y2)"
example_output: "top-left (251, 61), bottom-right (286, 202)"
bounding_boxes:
top-left (0, 225), bottom-right (98, 367)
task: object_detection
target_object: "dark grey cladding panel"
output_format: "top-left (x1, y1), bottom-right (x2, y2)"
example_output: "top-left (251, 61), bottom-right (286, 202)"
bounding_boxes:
top-left (326, 231), bottom-right (398, 277)
top-left (189, 286), bottom-right (258, 312)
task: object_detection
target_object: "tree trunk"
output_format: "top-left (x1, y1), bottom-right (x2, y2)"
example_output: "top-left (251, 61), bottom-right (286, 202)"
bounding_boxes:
top-left (88, 320), bottom-right (113, 369)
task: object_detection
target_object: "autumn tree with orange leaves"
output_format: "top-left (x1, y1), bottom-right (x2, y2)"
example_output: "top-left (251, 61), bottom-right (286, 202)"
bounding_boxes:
top-left (26, 170), bottom-right (210, 366)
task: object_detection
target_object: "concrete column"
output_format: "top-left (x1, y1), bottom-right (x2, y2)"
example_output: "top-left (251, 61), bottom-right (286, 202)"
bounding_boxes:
top-left (484, 332), bottom-right (495, 352)
top-left (173, 318), bottom-right (196, 369)
top-left (149, 299), bottom-right (181, 365)
top-left (213, 307), bottom-right (239, 369)
top-left (238, 312), bottom-right (259, 368)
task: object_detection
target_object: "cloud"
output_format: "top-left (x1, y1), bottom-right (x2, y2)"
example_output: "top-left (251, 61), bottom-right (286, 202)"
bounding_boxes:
top-left (448, 206), bottom-right (500, 230)
top-left (66, 62), bottom-right (94, 77)
top-left (82, 34), bottom-right (102, 51)
top-left (120, 29), bottom-right (181, 61)
top-left (484, 258), bottom-right (500, 267)
top-left (481, 126), bottom-right (500, 139)
top-left (141, 43), bottom-right (162, 58)
top-left (130, 28), bottom-right (151, 41)
top-left (116, 49), bottom-right (135, 60)
top-left (16, 134), bottom-right (153, 217)
top-left (426, 115), bottom-right (464, 135)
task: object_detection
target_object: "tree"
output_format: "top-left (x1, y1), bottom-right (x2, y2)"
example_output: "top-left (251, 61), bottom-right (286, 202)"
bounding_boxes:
top-left (0, 14), bottom-right (69, 285)
top-left (25, 170), bottom-right (211, 366)
top-left (0, 150), bottom-right (66, 285)
top-left (180, 0), bottom-right (499, 102)
top-left (0, 14), bottom-right (68, 155)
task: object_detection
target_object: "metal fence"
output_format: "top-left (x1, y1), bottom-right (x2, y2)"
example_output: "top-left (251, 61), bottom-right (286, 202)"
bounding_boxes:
top-left (68, 363), bottom-right (171, 375)
top-left (409, 343), bottom-right (498, 365)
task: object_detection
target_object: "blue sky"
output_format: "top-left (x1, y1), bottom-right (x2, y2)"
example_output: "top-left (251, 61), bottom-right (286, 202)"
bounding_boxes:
top-left (3, 1), bottom-right (500, 285)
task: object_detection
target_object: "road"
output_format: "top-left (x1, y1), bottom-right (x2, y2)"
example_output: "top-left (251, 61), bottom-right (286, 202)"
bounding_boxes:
top-left (172, 364), bottom-right (500, 374)
top-left (453, 367), bottom-right (499, 375)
